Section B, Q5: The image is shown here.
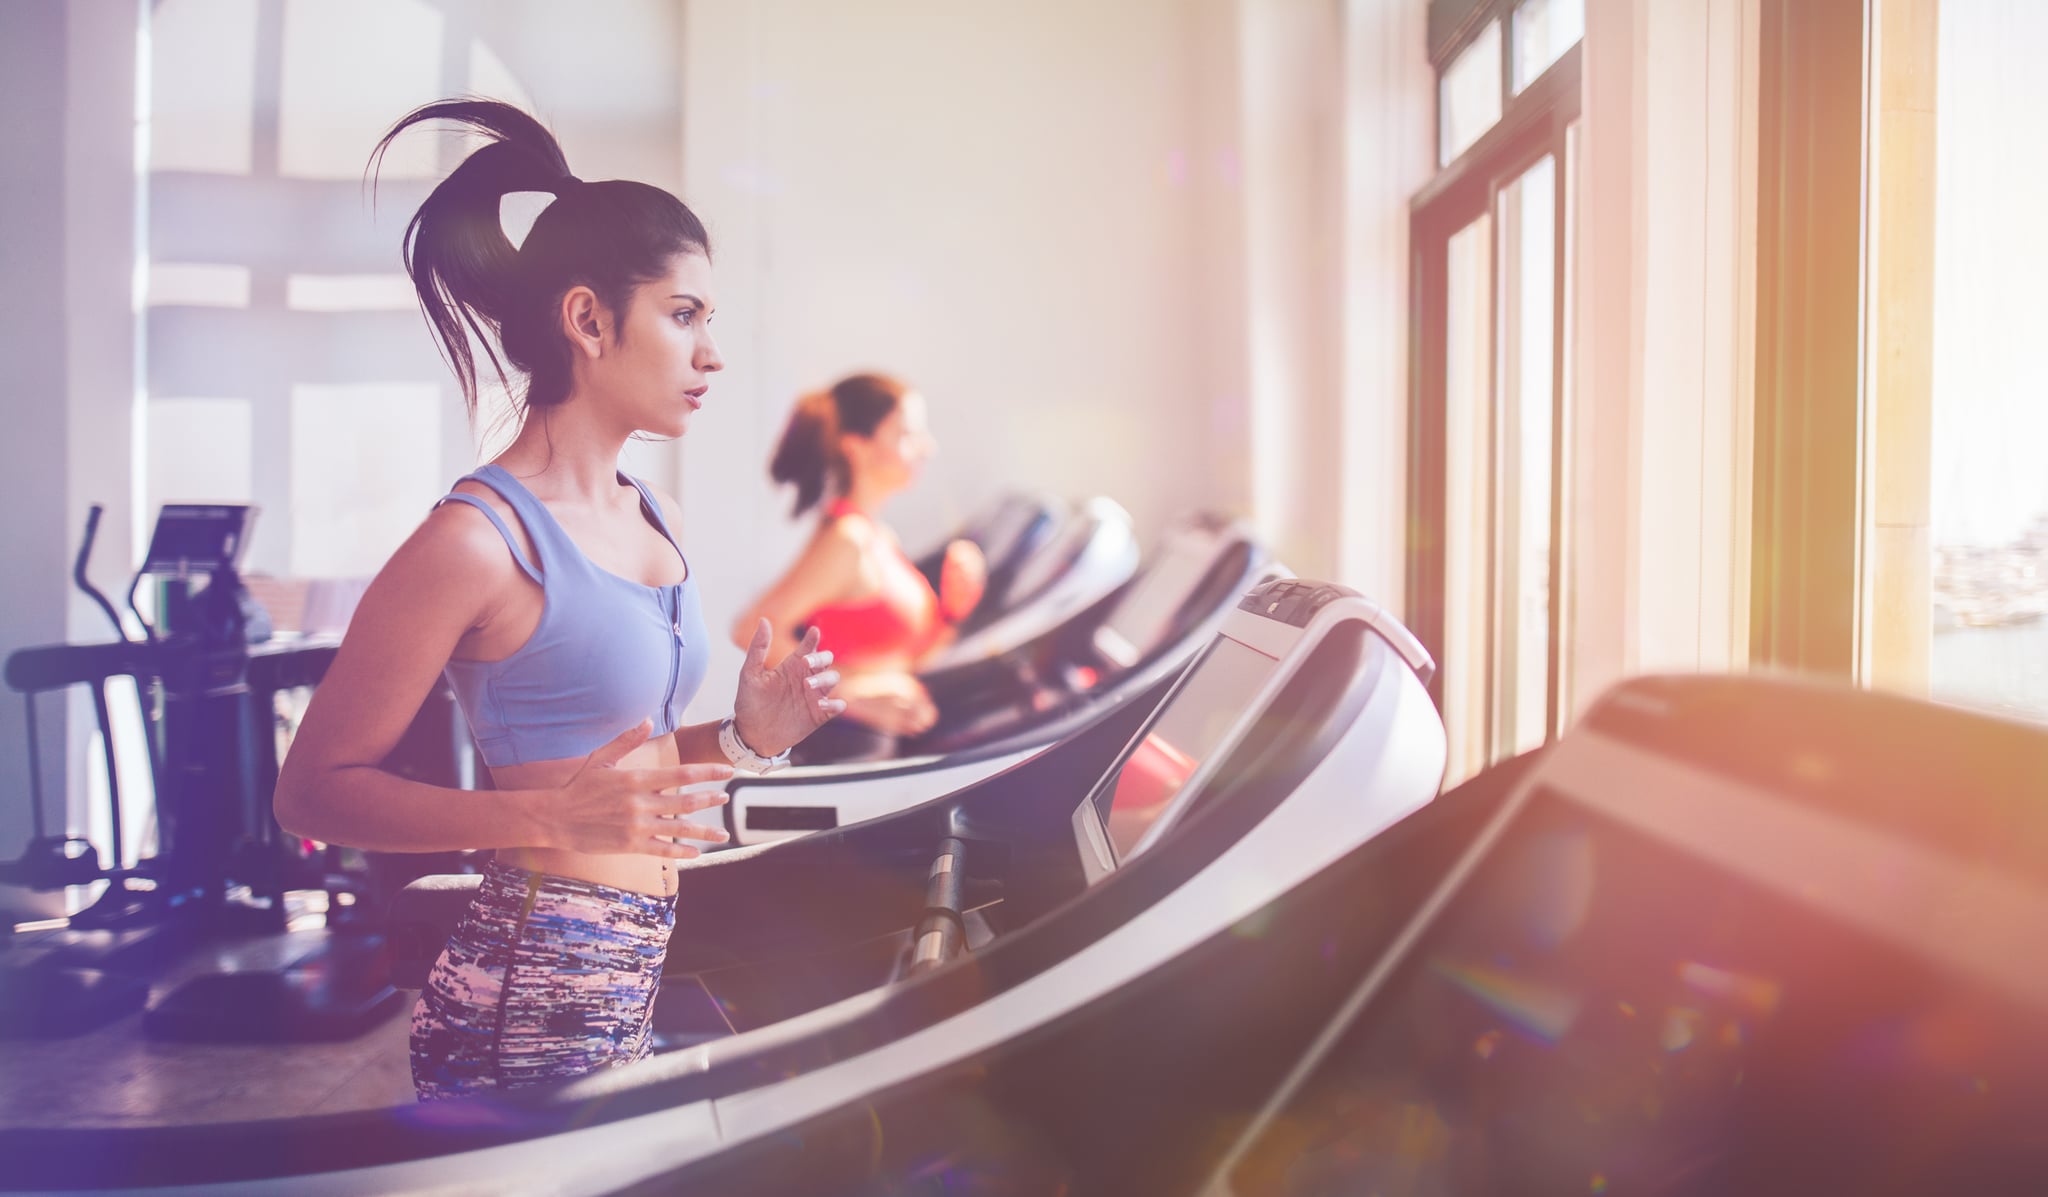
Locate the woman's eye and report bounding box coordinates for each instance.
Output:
[674,309,696,326]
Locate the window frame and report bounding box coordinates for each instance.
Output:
[1749,0,1867,677]
[1427,0,1582,173]
[1409,32,1581,769]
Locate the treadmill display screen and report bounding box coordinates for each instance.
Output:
[1228,795,2048,1195]
[1087,636,1277,863]
[142,504,256,574]
[1091,535,1215,668]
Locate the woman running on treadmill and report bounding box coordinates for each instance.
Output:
[733,375,986,764]
[272,100,844,1100]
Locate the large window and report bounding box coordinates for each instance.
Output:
[144,0,539,584]
[1927,0,2048,724]
[1753,0,2043,727]
[1411,0,1582,782]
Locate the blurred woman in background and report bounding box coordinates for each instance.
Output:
[734,374,985,763]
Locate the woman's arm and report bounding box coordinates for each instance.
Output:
[909,540,986,670]
[273,504,729,857]
[728,522,864,666]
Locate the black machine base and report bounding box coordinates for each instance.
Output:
[141,934,404,1043]
[0,962,149,1039]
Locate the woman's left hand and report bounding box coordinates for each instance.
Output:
[733,619,844,757]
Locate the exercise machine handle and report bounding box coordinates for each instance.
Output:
[74,504,131,643]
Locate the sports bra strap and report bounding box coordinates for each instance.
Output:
[620,474,682,554]
[436,492,544,585]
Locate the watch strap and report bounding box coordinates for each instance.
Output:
[719,716,790,773]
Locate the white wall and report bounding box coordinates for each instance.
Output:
[1570,0,1758,718]
[1340,0,1434,612]
[1631,0,1756,676]
[675,0,1266,719]
[1241,0,1346,578]
[1,2,87,917]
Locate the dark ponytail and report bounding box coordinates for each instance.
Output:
[768,373,909,517]
[369,98,710,421]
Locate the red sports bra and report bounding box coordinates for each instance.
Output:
[802,501,943,667]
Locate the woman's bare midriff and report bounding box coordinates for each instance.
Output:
[488,734,694,896]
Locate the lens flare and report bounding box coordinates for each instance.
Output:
[1677,961,1782,1015]
[1430,958,1582,1042]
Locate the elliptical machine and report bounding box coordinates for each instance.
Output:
[0,507,130,898]
[0,503,214,1036]
[1,503,401,1040]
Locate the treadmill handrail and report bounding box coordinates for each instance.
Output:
[728,615,1205,796]
[919,515,1268,700]
[922,496,1140,672]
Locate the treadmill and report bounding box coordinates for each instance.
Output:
[0,578,1444,1194]
[720,512,1280,844]
[1203,675,2048,1196]
[920,496,1141,673]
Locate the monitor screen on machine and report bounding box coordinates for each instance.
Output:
[1074,634,1280,872]
[142,504,258,575]
[1091,534,1220,670]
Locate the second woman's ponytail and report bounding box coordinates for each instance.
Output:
[767,374,911,518]
[769,390,843,517]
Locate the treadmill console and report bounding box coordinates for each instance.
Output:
[1238,578,1356,628]
[140,504,258,576]
[1090,521,1245,669]
[1071,617,1290,881]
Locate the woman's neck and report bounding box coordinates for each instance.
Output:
[497,404,632,503]
[841,477,894,518]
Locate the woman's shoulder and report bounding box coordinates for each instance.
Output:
[805,515,869,570]
[401,486,533,585]
[442,475,515,516]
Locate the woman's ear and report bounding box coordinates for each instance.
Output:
[559,285,606,359]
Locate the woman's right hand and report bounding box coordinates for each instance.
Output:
[837,673,940,737]
[547,720,734,858]
[938,539,987,622]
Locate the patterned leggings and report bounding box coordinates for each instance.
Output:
[410,859,676,1101]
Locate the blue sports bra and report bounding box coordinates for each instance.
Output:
[436,464,710,768]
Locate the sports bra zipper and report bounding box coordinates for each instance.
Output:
[664,586,682,726]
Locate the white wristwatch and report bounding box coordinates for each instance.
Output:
[718,716,791,773]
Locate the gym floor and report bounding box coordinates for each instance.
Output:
[0,928,414,1128]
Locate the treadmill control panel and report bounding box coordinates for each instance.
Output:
[1238,579,1357,628]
